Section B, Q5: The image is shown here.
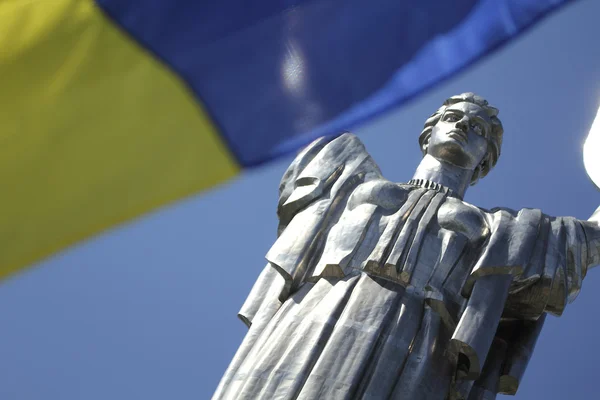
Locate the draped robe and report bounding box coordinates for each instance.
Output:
[213,134,599,400]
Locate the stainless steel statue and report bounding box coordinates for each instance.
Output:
[213,93,600,399]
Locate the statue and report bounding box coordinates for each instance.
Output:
[213,93,600,399]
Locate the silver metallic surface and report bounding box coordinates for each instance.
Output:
[583,105,600,190]
[213,93,599,399]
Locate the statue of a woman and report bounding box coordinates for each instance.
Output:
[213,93,600,399]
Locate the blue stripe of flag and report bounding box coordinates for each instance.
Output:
[96,0,575,167]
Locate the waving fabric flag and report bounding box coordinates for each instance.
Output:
[0,0,575,279]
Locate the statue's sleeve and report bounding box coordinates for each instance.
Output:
[504,214,589,318]
[466,209,592,397]
[237,133,382,329]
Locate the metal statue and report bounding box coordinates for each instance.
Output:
[213,93,600,399]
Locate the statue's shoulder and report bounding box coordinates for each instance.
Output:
[348,179,412,212]
[454,204,552,244]
[438,196,490,243]
[443,201,537,225]
[279,133,376,188]
[277,133,383,231]
[440,196,486,216]
[279,133,382,198]
[438,200,545,235]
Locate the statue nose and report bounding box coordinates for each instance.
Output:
[456,118,468,132]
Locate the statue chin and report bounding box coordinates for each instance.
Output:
[428,143,473,170]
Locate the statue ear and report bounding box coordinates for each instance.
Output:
[471,154,489,185]
[421,138,430,153]
[479,151,492,174]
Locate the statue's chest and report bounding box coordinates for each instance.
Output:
[347,182,488,247]
[327,184,489,294]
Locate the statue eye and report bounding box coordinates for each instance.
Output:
[445,114,459,122]
[471,123,483,135]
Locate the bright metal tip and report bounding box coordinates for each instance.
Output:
[584,105,600,190]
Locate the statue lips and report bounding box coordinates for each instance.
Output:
[447,129,468,144]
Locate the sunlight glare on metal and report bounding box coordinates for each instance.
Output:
[584,104,600,190]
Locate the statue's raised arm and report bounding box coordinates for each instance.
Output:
[214,93,598,400]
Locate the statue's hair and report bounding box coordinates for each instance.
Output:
[418,92,503,185]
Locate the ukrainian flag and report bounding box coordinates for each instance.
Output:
[0,0,574,279]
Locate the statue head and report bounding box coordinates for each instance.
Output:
[418,93,503,184]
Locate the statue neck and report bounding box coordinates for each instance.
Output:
[411,154,474,199]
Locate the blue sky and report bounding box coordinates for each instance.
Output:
[1,1,600,399]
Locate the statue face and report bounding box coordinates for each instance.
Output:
[426,102,491,170]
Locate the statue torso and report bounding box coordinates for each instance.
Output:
[318,180,489,293]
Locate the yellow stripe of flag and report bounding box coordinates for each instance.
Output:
[0,0,240,279]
